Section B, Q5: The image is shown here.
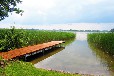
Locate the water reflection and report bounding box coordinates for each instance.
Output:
[33,32,114,76]
[29,47,64,64]
[30,38,75,64]
[89,44,114,76]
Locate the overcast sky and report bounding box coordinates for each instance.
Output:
[0,0,114,30]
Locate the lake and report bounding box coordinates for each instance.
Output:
[30,32,114,76]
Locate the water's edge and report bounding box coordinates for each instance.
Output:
[29,32,114,76]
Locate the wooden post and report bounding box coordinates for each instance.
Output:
[24,55,27,61]
[43,49,44,55]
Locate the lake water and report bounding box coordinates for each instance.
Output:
[30,32,114,76]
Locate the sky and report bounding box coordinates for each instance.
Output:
[0,0,114,30]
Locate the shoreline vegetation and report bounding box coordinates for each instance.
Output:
[0,27,79,76]
[0,27,75,52]
[0,60,82,76]
[87,33,114,56]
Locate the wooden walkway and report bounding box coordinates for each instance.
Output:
[0,41,65,60]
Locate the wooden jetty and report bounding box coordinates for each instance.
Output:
[0,41,65,60]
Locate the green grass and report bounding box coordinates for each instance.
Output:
[0,27,75,52]
[0,60,81,76]
[87,33,114,55]
[0,67,4,76]
[0,27,77,76]
[0,28,77,76]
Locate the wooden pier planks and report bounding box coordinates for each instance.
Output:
[0,41,65,60]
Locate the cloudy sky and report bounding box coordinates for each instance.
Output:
[0,0,114,30]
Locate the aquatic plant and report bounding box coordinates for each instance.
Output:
[87,33,114,55]
[0,28,75,52]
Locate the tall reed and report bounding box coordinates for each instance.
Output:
[88,33,114,55]
[0,28,75,52]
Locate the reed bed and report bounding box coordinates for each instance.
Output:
[0,27,75,52]
[87,33,114,55]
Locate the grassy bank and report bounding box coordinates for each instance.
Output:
[87,33,114,55]
[0,60,80,76]
[0,27,75,52]
[0,27,77,76]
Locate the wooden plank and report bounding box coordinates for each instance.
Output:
[0,41,65,60]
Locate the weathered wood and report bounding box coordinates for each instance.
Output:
[0,41,65,60]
